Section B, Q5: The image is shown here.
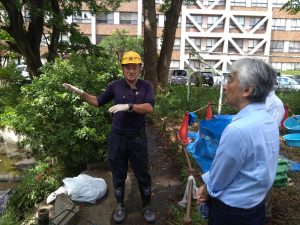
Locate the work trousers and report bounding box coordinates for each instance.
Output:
[208,198,265,225]
[108,130,152,205]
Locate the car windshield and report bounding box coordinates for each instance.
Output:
[173,70,187,76]
[201,72,212,76]
[278,77,299,85]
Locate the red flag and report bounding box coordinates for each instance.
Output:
[280,105,289,129]
[178,111,190,145]
[206,102,213,120]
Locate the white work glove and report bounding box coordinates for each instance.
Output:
[108,104,129,113]
[62,83,84,95]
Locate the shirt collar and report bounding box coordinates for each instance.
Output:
[232,103,265,122]
[122,78,140,89]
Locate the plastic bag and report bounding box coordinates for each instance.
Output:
[187,115,232,172]
[47,174,107,204]
[63,174,107,204]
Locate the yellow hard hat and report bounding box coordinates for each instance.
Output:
[121,51,142,65]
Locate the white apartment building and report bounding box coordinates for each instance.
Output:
[14,0,300,73]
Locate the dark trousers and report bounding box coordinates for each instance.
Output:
[108,131,151,205]
[208,198,265,225]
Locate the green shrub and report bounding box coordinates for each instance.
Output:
[1,55,121,173]
[0,208,18,225]
[0,64,26,115]
[277,90,300,115]
[5,161,62,222]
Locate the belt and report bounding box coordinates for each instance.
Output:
[211,198,264,214]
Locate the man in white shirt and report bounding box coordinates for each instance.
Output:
[196,58,280,225]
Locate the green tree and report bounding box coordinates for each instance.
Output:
[1,53,121,172]
[282,0,300,14]
[0,30,20,66]
[0,0,128,78]
[99,29,143,62]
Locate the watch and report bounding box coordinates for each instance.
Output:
[128,103,134,112]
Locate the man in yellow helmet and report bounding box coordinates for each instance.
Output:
[63,51,155,223]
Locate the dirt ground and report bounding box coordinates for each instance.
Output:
[269,140,300,225]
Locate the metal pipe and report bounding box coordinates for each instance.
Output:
[38,208,49,225]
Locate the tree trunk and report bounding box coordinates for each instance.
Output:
[143,0,158,90]
[157,0,183,86]
[1,0,44,78]
[47,0,61,62]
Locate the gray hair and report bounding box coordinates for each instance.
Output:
[229,58,275,102]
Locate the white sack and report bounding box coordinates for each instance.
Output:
[63,174,107,204]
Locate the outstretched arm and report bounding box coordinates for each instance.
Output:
[63,83,99,107]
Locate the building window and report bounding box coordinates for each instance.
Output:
[73,11,91,23]
[208,0,225,5]
[230,16,245,28]
[273,0,287,7]
[291,19,300,30]
[96,12,114,24]
[251,0,268,7]
[272,62,282,70]
[207,16,224,28]
[229,39,243,51]
[231,0,246,6]
[270,41,284,52]
[250,17,264,29]
[120,12,138,25]
[206,38,217,48]
[248,39,260,50]
[289,41,300,52]
[272,19,286,30]
[173,38,181,50]
[186,15,202,28]
[185,38,201,50]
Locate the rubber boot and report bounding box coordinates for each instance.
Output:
[113,188,126,223]
[113,203,126,224]
[142,205,155,223]
[140,186,155,223]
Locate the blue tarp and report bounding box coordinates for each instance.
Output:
[186,115,233,173]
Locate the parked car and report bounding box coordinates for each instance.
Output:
[276,77,300,91]
[16,64,30,80]
[190,71,214,87]
[168,69,188,85]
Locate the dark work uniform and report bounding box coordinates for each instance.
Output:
[97,78,155,207]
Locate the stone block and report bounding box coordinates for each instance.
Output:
[52,194,79,225]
